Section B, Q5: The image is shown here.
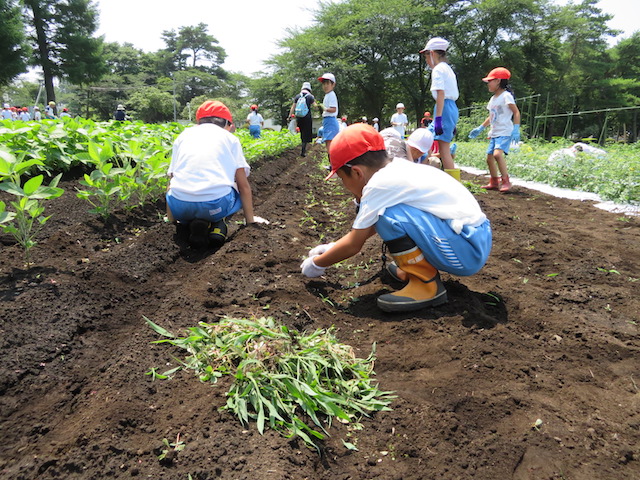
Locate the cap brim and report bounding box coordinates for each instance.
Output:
[324,169,337,181]
[482,77,493,82]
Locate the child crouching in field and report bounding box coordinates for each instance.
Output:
[468,67,521,192]
[300,124,492,313]
[166,100,267,249]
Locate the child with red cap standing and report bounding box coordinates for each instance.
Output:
[246,104,264,138]
[166,100,267,249]
[300,123,492,313]
[468,67,521,192]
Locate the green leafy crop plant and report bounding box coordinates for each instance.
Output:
[146,316,394,451]
[0,148,64,264]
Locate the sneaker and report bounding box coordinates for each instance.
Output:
[188,219,210,249]
[208,219,228,248]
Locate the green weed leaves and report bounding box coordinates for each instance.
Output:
[145,316,394,450]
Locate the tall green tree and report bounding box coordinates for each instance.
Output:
[21,0,106,104]
[0,0,27,86]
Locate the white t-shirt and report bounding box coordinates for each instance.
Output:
[168,123,250,202]
[246,111,264,126]
[353,159,486,234]
[390,112,408,136]
[487,91,515,137]
[431,62,459,101]
[322,91,338,117]
[1,110,12,120]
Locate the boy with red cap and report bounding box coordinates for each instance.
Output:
[300,123,491,312]
[166,100,267,249]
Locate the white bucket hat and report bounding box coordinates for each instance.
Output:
[407,128,434,154]
[301,81,312,91]
[420,37,450,53]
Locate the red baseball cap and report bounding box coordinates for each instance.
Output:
[483,67,511,82]
[326,124,386,180]
[196,100,233,123]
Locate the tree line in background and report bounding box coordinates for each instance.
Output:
[1,0,639,140]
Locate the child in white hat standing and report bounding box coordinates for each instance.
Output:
[420,37,460,181]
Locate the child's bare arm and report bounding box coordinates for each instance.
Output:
[313,227,376,267]
[235,168,255,223]
[509,104,521,125]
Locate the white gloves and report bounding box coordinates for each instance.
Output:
[308,242,335,257]
[253,216,270,224]
[300,256,326,277]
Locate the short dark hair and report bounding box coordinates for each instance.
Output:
[338,150,389,176]
[198,116,231,128]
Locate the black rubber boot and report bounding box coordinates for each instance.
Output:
[208,219,228,248]
[188,219,210,249]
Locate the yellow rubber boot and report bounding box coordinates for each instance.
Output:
[444,168,461,182]
[377,245,447,312]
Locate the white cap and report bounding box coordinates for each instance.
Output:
[301,81,312,91]
[407,128,434,154]
[396,103,405,109]
[420,37,450,53]
[373,117,379,122]
[3,103,9,109]
[318,73,336,84]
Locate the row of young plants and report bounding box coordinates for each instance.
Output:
[455,139,640,205]
[0,118,300,263]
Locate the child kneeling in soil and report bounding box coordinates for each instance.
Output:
[300,123,492,313]
[166,100,267,249]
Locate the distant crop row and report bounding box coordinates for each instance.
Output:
[0,118,300,263]
[456,139,640,205]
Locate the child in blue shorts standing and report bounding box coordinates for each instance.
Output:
[318,73,339,158]
[420,37,460,181]
[300,124,492,313]
[468,67,521,192]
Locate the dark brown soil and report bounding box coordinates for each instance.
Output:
[1,144,639,480]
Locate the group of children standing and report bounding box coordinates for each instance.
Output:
[168,35,520,314]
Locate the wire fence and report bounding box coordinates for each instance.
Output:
[461,93,640,144]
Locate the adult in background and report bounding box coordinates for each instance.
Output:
[289,81,315,157]
[246,104,264,138]
[166,100,268,249]
[391,103,408,137]
[114,104,127,121]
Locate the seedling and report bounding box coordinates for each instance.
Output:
[158,433,185,463]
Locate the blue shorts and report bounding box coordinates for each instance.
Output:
[249,125,261,138]
[433,99,458,143]
[166,189,242,223]
[487,136,511,155]
[322,116,340,141]
[375,204,492,276]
